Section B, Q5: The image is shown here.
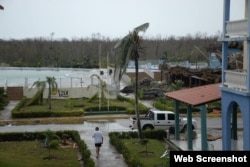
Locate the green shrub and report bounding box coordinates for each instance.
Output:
[117,94,128,101]
[85,106,126,112]
[12,108,83,118]
[110,130,166,140]
[153,101,173,111]
[48,139,59,149]
[153,98,201,113]
[110,94,149,114]
[0,132,45,141]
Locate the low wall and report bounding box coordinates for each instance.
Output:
[5,87,23,100]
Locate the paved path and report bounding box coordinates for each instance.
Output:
[80,121,129,167]
[0,101,19,120]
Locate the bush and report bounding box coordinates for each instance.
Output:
[12,106,84,118]
[153,101,174,111]
[0,132,45,142]
[85,106,126,112]
[116,94,149,114]
[153,98,201,113]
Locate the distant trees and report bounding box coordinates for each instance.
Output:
[0,33,218,68]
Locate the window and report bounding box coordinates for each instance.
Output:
[168,114,175,120]
[157,114,165,120]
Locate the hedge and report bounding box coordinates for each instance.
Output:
[12,109,84,118]
[117,94,149,114]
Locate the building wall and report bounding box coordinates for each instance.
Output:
[6,87,23,100]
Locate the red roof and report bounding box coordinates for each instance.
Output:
[165,83,221,106]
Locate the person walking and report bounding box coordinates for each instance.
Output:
[92,127,103,158]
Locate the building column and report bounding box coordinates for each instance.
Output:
[231,104,238,140]
[222,94,232,150]
[242,101,250,150]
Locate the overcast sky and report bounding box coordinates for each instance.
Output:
[0,0,245,40]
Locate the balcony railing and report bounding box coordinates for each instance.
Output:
[225,19,248,37]
[224,70,247,91]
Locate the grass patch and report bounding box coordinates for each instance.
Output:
[0,141,79,167]
[123,139,169,167]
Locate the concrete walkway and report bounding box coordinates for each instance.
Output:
[79,121,129,167]
[167,130,244,151]
[0,101,19,120]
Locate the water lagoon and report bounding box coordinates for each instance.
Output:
[0,67,112,88]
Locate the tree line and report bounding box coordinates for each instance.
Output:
[0,34,219,68]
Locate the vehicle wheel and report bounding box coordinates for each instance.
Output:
[143,125,153,130]
[169,126,175,134]
[181,125,187,133]
[182,125,195,132]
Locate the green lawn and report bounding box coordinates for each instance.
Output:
[123,139,170,167]
[0,141,79,167]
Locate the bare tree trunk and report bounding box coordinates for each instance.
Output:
[40,92,43,104]
[48,85,51,109]
[135,52,142,139]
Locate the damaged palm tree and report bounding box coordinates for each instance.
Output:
[87,74,109,110]
[29,76,58,109]
[113,23,149,139]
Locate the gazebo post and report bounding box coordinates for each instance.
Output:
[187,104,193,150]
[200,104,208,150]
[174,100,180,140]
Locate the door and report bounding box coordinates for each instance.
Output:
[167,113,175,129]
[154,113,168,129]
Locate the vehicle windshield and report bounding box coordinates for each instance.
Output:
[145,111,154,119]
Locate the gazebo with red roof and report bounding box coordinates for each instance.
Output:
[165,83,221,150]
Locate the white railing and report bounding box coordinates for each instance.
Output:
[226,19,248,37]
[224,70,247,91]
